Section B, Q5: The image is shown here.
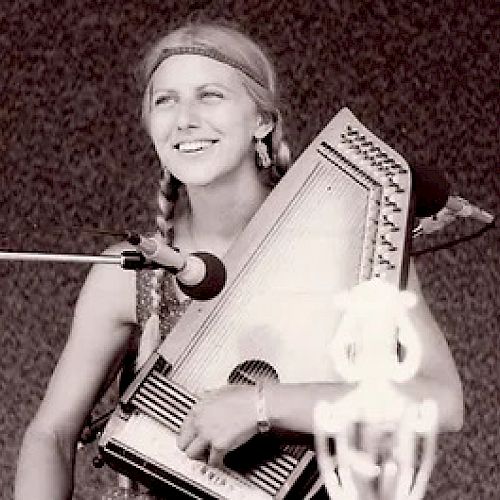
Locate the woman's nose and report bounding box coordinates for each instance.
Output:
[176,101,200,130]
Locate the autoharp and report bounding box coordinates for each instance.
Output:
[99,108,413,499]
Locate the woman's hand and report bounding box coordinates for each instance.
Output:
[177,385,259,467]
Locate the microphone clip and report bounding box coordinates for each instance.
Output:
[119,250,180,272]
[413,195,494,237]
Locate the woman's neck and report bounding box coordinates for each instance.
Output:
[175,167,270,258]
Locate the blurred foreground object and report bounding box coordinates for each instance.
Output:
[314,279,438,500]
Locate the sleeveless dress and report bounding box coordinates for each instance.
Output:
[101,269,190,500]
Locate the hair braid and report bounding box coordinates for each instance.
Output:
[156,169,180,244]
[136,168,182,370]
[153,168,181,309]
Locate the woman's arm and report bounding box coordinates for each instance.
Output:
[178,259,463,464]
[396,258,464,431]
[15,244,137,500]
[266,259,464,433]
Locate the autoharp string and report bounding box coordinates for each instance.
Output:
[169,160,371,392]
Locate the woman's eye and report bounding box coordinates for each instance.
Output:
[154,95,175,107]
[200,90,224,101]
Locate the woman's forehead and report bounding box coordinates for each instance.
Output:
[151,54,244,90]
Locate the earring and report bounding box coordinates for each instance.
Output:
[255,137,272,169]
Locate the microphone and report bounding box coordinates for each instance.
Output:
[127,233,226,301]
[410,165,494,235]
[411,166,450,218]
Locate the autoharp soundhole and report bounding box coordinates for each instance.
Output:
[228,359,280,385]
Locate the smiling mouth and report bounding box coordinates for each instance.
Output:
[174,140,219,153]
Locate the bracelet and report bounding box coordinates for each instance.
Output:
[256,381,271,433]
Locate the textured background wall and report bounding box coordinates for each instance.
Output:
[0,0,498,498]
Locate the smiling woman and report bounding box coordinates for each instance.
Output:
[14,21,463,500]
[148,54,268,189]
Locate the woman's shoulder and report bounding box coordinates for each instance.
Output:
[76,240,138,324]
[102,240,136,255]
[91,240,137,286]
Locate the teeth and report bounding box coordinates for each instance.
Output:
[177,140,216,152]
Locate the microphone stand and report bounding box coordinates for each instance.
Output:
[0,250,151,269]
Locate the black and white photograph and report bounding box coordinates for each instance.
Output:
[1,1,498,499]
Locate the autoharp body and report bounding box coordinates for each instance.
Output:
[99,108,413,499]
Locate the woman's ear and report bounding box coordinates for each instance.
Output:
[254,115,274,140]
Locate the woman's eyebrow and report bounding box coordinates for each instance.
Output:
[197,82,234,93]
[151,86,178,94]
[151,83,232,93]
[150,81,238,99]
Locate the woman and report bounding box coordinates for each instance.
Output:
[15,22,463,500]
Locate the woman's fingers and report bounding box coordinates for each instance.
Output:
[178,408,228,464]
[179,424,228,465]
[177,412,197,450]
[184,435,210,461]
[207,444,225,468]
[177,386,259,466]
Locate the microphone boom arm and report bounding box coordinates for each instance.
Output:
[0,247,227,300]
[0,250,148,270]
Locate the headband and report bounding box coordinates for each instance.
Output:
[147,45,267,88]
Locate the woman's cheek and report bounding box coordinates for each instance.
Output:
[150,116,175,149]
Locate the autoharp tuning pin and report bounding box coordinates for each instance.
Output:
[339,133,353,146]
[346,125,361,138]
[382,214,400,232]
[383,175,405,194]
[377,253,391,266]
[377,252,396,268]
[380,233,398,252]
[384,195,402,212]
[379,231,391,243]
[382,214,395,226]
[378,173,396,186]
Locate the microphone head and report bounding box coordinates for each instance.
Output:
[412,166,450,218]
[177,251,227,300]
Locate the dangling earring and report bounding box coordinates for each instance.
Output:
[255,137,272,169]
